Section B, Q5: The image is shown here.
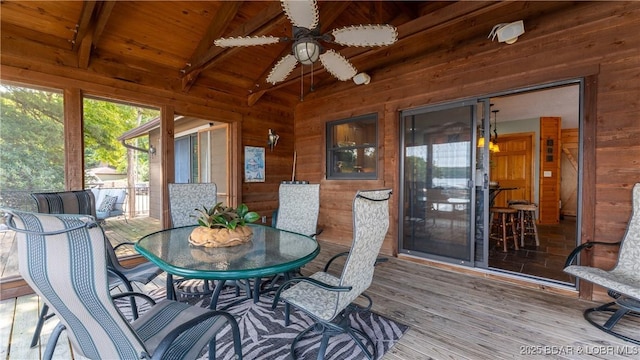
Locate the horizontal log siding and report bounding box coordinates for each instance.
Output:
[294,1,640,301]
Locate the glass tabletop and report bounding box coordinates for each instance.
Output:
[135,224,320,280]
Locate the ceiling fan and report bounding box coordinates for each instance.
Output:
[214,0,398,85]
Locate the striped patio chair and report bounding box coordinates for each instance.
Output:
[29,190,163,347]
[5,209,242,360]
[272,189,392,360]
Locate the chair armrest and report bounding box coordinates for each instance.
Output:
[375,257,389,266]
[112,291,156,321]
[272,276,353,310]
[324,252,350,272]
[112,291,157,306]
[564,241,621,268]
[324,252,388,272]
[310,228,324,238]
[151,310,242,360]
[107,267,133,291]
[113,241,136,251]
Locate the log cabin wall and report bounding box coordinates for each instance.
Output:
[0,67,294,226]
[294,1,640,300]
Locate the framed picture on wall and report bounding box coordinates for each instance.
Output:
[244,146,265,182]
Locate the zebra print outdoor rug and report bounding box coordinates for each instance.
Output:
[135,282,408,359]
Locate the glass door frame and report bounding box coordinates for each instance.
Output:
[476,99,491,268]
[398,99,482,266]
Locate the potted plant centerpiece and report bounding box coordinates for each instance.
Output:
[189,203,260,248]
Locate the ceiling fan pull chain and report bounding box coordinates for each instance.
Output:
[310,62,315,92]
[300,64,304,101]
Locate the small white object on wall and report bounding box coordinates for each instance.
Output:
[353,72,371,85]
[488,20,525,44]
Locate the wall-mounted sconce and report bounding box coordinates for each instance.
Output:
[267,129,279,151]
[148,144,156,156]
[353,72,371,85]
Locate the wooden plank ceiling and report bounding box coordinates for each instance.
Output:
[1,1,573,106]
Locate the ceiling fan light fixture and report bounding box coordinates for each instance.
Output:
[293,39,320,65]
[213,0,396,88]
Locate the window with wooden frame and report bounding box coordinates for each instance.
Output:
[326,113,378,180]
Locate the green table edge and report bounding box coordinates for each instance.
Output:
[135,224,321,280]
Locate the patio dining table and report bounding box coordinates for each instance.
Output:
[135,223,320,309]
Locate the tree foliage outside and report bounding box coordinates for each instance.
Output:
[1,86,65,191]
[0,84,158,194]
[83,97,158,183]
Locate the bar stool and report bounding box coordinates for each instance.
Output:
[490,207,519,252]
[510,203,540,247]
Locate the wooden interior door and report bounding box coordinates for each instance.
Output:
[489,133,534,207]
[539,117,562,224]
[561,128,579,217]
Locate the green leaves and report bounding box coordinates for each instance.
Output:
[237,203,260,224]
[192,202,259,230]
[0,85,159,192]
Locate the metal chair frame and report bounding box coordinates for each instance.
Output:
[272,189,392,360]
[29,190,162,347]
[5,209,243,360]
[564,183,640,345]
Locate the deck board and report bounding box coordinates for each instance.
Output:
[2,233,640,359]
[11,295,39,359]
[0,297,14,359]
[0,230,18,278]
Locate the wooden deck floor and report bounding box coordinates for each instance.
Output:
[2,227,640,359]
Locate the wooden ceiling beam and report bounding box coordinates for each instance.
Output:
[181,1,285,91]
[92,1,115,45]
[73,1,97,52]
[77,1,115,69]
[181,1,243,91]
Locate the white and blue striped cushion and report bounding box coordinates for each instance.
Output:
[10,210,235,359]
[14,211,145,358]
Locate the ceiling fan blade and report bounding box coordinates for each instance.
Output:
[266,54,298,84]
[281,0,319,30]
[214,36,281,47]
[319,50,357,81]
[331,24,398,47]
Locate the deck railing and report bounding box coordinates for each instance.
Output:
[0,186,150,217]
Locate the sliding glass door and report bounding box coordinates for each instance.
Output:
[400,101,478,265]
